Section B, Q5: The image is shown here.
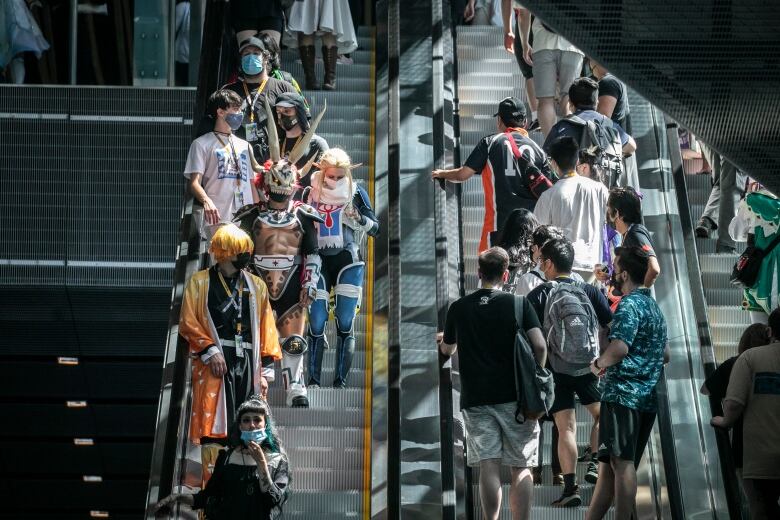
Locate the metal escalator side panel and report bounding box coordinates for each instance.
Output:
[628,87,729,519]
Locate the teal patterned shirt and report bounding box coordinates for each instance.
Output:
[603,288,668,412]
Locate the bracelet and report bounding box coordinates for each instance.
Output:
[594,358,601,370]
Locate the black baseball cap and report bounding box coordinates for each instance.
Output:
[493,97,527,122]
[239,36,266,54]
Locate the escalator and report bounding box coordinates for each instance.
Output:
[452,23,732,520]
[145,4,376,517]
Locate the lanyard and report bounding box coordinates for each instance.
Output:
[218,270,245,342]
[213,132,242,185]
[242,78,268,123]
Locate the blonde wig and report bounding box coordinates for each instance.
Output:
[209,223,254,262]
[315,147,356,196]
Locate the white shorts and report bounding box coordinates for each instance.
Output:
[462,402,540,468]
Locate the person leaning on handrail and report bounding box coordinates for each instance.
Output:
[154,396,290,519]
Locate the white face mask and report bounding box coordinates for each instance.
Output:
[323,176,348,190]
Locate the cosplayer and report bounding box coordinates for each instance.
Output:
[234,99,326,408]
[178,224,281,485]
[302,148,379,388]
[154,396,290,520]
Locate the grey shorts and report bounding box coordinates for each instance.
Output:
[532,49,583,99]
[462,402,540,468]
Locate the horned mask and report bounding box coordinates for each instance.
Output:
[261,97,326,199]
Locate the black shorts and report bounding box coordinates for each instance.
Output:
[513,16,533,79]
[549,371,601,415]
[597,401,656,466]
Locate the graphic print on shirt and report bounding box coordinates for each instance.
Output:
[216,148,249,181]
[316,203,345,249]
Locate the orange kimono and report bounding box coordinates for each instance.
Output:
[179,269,281,443]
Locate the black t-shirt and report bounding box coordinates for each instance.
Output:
[223,77,297,162]
[464,131,552,218]
[598,73,631,134]
[443,290,541,409]
[526,277,613,329]
[704,356,744,467]
[622,223,656,257]
[283,134,329,183]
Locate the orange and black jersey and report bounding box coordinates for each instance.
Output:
[464,129,553,250]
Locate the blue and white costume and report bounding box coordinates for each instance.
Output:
[303,171,379,387]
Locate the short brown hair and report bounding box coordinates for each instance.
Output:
[478,247,509,283]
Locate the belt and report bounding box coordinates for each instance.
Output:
[221,339,253,349]
[254,254,302,270]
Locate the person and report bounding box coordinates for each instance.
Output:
[513,225,580,296]
[184,89,260,240]
[534,136,609,282]
[542,77,636,161]
[174,1,190,86]
[0,0,50,84]
[154,396,289,519]
[497,208,539,291]
[223,37,296,162]
[710,308,780,520]
[729,188,780,324]
[229,0,285,47]
[526,238,613,506]
[439,247,548,520]
[594,186,661,288]
[695,143,748,254]
[178,224,282,485]
[589,58,631,134]
[234,100,328,408]
[274,92,329,183]
[285,0,358,90]
[501,2,538,129]
[258,32,305,98]
[303,148,379,388]
[516,7,584,137]
[586,246,670,520]
[701,323,770,491]
[432,97,554,252]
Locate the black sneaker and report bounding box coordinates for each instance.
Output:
[695,216,716,238]
[291,396,309,408]
[585,460,598,484]
[531,467,542,485]
[551,486,582,508]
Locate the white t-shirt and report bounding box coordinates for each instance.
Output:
[531,18,583,54]
[533,175,608,271]
[183,132,256,235]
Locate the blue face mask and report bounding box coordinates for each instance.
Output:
[240,428,267,445]
[241,54,264,76]
[224,111,244,131]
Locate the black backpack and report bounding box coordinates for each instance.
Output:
[513,296,555,423]
[566,114,624,187]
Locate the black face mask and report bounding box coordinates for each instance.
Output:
[610,271,624,297]
[232,252,252,270]
[279,114,299,131]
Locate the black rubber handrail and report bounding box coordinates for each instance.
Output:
[145,1,234,515]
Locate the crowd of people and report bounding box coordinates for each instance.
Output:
[435,2,779,519]
[154,3,375,516]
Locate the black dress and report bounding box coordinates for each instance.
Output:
[193,448,290,519]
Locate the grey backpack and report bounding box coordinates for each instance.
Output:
[542,281,600,375]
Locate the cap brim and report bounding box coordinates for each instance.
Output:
[493,112,500,117]
[275,101,295,108]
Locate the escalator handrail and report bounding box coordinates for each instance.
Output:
[665,119,745,520]
[145,1,235,513]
